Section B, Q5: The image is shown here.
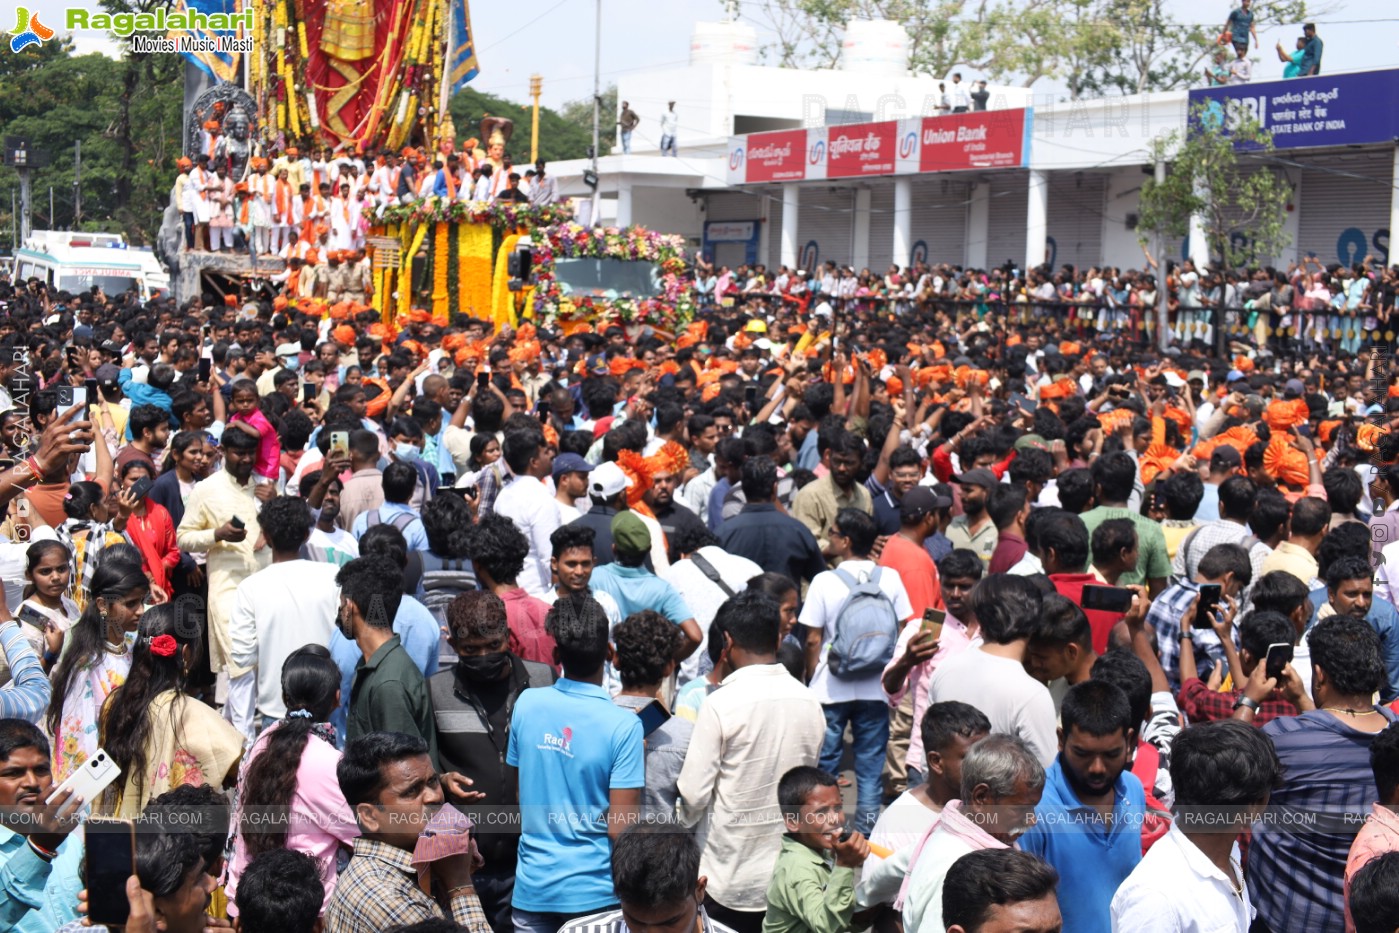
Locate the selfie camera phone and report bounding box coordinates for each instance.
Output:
[1196,584,1223,626]
[1266,642,1294,681]
[1080,585,1134,614]
[47,748,121,819]
[85,818,136,926]
[921,608,945,641]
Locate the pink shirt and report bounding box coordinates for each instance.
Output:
[225,724,359,915]
[1344,803,1399,932]
[229,408,282,480]
[883,614,975,772]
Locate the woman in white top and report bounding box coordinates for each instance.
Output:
[17,540,79,669]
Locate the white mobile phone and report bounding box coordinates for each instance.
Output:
[46,748,121,816]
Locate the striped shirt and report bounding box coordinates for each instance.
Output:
[1251,708,1399,933]
[558,905,737,933]
[0,621,49,723]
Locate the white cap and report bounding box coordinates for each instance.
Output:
[1163,371,1186,388]
[589,461,630,499]
[813,301,833,318]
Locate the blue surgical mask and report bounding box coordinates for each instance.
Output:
[394,442,421,462]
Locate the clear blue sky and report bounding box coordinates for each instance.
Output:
[34,0,1399,110]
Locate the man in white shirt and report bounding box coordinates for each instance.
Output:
[901,735,1046,933]
[677,590,824,932]
[529,160,557,207]
[800,507,914,835]
[659,101,679,156]
[926,574,1058,766]
[1110,720,1278,932]
[493,426,561,597]
[948,72,972,112]
[663,526,762,686]
[228,496,341,739]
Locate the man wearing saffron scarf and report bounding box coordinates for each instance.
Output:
[271,166,296,254]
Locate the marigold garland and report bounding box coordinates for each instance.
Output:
[432,222,450,324]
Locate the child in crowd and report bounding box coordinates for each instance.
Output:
[227,379,281,484]
[763,766,871,933]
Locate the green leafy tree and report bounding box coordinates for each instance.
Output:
[0,29,183,245]
[1137,104,1290,270]
[739,0,1320,94]
[557,85,616,158]
[449,86,610,164]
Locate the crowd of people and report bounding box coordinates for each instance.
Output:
[174,133,558,256]
[5,240,1399,933]
[696,253,1399,356]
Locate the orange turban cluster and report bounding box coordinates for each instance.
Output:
[1191,425,1259,461]
[508,341,542,365]
[333,325,357,347]
[273,296,289,312]
[954,366,990,390]
[328,302,352,321]
[1233,355,1255,373]
[1263,435,1310,486]
[1059,341,1082,357]
[885,376,904,397]
[1140,443,1182,488]
[408,308,431,324]
[1264,398,1310,432]
[1039,378,1077,402]
[442,333,468,355]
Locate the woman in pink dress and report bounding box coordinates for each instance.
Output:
[225,645,358,915]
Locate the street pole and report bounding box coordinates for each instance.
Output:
[17,168,30,243]
[529,74,542,164]
[1155,159,1169,352]
[73,141,81,228]
[10,189,15,249]
[590,0,600,226]
[49,187,54,229]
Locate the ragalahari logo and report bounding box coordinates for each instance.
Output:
[9,7,54,52]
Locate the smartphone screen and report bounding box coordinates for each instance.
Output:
[921,608,945,641]
[303,383,317,404]
[745,385,758,406]
[477,371,490,390]
[635,699,671,736]
[86,819,136,926]
[84,378,98,403]
[1266,642,1294,681]
[537,402,551,421]
[198,357,212,382]
[1081,585,1135,614]
[1196,584,1223,626]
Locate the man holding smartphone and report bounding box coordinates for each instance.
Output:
[0,720,82,930]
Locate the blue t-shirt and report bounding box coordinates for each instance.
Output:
[589,563,693,625]
[1019,757,1146,933]
[507,678,645,913]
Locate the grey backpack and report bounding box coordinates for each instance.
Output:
[827,566,900,679]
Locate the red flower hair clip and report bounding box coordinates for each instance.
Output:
[149,634,178,658]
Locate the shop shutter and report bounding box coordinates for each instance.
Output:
[1298,150,1394,267]
[1048,173,1106,270]
[987,175,1028,270]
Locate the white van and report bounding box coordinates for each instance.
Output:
[12,230,161,300]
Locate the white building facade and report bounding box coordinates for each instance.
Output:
[549,21,1399,275]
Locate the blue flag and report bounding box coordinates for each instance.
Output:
[167,0,243,84]
[449,0,480,93]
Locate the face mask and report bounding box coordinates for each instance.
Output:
[335,604,355,639]
[458,651,510,683]
[394,442,421,462]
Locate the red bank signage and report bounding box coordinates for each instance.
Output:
[724,108,1032,185]
[743,129,808,183]
[826,121,898,178]
[918,109,1029,172]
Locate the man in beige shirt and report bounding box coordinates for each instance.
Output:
[677,590,824,932]
[1260,495,1329,586]
[337,429,386,531]
[175,423,272,728]
[791,432,872,563]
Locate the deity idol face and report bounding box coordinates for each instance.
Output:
[225,111,250,142]
[488,143,504,162]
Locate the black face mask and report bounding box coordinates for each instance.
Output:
[458,651,511,683]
